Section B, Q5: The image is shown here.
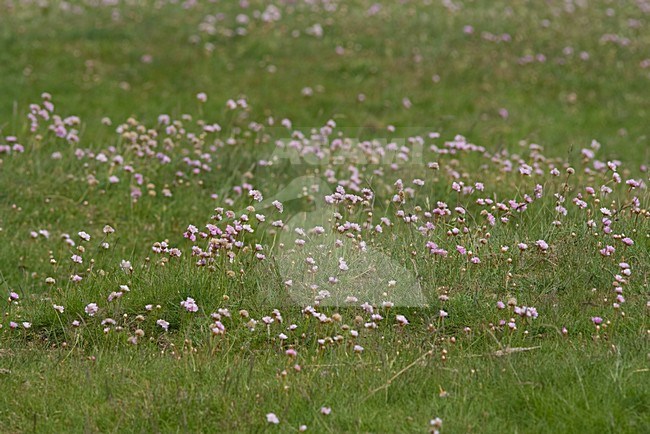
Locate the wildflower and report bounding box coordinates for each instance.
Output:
[396,315,409,326]
[353,345,364,353]
[272,200,283,212]
[180,297,199,313]
[535,240,549,251]
[591,316,603,325]
[53,304,64,313]
[157,319,170,331]
[320,407,332,416]
[211,322,226,335]
[249,189,263,202]
[120,259,133,273]
[107,292,123,302]
[9,292,19,301]
[514,306,538,319]
[266,413,280,425]
[85,303,98,317]
[429,417,442,434]
[599,245,615,257]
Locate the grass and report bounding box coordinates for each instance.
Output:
[0,0,649,432]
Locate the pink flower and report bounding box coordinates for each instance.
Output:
[85,303,98,317]
[180,297,199,313]
[71,274,83,283]
[249,189,263,202]
[599,245,615,257]
[157,319,170,331]
[519,164,533,176]
[591,316,603,325]
[320,407,332,415]
[120,260,132,273]
[266,413,280,425]
[535,240,549,251]
[395,314,409,326]
[514,306,538,319]
[211,321,226,335]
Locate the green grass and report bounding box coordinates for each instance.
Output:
[0,0,649,432]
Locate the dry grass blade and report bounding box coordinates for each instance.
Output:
[493,346,542,357]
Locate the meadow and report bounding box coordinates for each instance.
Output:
[0,0,649,432]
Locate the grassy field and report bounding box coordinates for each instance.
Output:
[0,0,649,432]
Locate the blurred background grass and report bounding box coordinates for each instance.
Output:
[1,0,648,160]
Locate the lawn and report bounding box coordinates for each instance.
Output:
[0,0,648,432]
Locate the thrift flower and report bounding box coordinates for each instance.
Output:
[85,303,98,317]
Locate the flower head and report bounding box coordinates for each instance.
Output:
[85,303,98,317]
[266,413,280,425]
